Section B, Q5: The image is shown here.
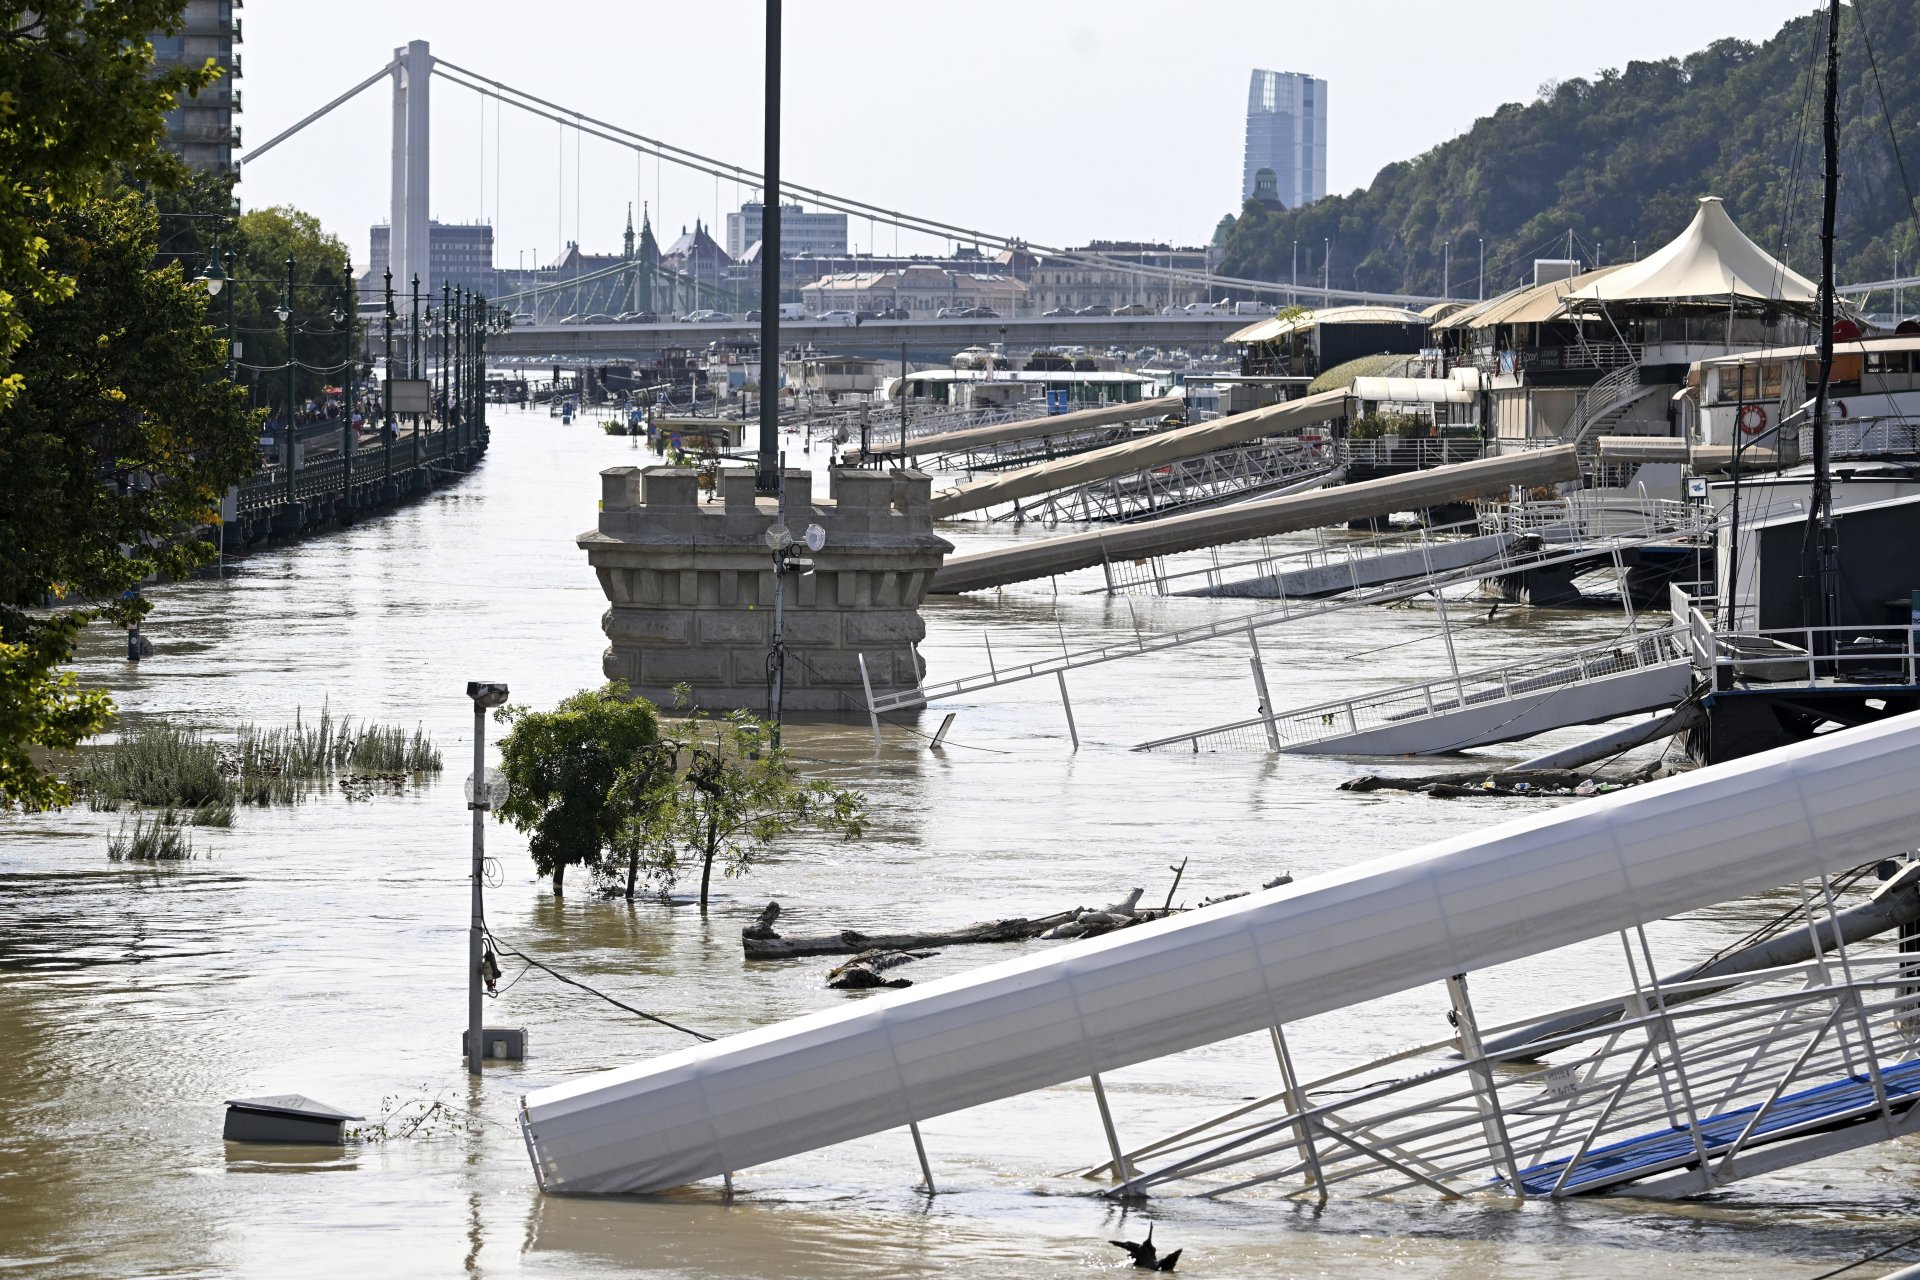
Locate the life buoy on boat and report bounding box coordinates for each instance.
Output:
[1738,404,1768,435]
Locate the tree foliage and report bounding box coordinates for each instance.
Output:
[0,4,259,810]
[1222,1,1920,299]
[606,698,867,910]
[0,1,217,412]
[492,684,662,896]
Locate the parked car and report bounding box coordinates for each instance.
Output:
[777,303,809,320]
[1183,302,1226,316]
[510,311,535,325]
[875,307,911,320]
[963,307,999,318]
[629,311,660,324]
[1112,303,1152,316]
[935,307,966,319]
[744,310,761,322]
[558,313,584,324]
[854,310,882,322]
[583,313,616,324]
[682,309,719,322]
[1076,304,1111,316]
[814,309,858,326]
[1042,306,1076,317]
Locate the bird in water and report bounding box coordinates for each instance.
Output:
[1108,1223,1182,1271]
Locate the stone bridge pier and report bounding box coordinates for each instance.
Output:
[579,465,952,713]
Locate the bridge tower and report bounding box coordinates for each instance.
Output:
[389,40,431,303]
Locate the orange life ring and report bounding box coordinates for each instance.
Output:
[1738,404,1768,435]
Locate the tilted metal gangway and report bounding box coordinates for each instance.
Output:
[865,396,1183,472]
[877,517,1695,719]
[991,439,1340,525]
[1136,622,1695,756]
[521,712,1920,1201]
[1091,491,1707,600]
[928,391,1353,521]
[929,443,1578,593]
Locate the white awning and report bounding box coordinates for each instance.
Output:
[1351,376,1475,404]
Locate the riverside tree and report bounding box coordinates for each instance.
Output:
[0,3,257,810]
[492,684,661,896]
[609,699,867,911]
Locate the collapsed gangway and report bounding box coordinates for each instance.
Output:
[991,440,1340,525]
[927,391,1355,520]
[1135,622,1695,756]
[520,712,1920,1199]
[878,513,1686,719]
[928,443,1578,593]
[865,396,1183,469]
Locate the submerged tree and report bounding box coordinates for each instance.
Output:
[609,698,867,910]
[492,683,660,896]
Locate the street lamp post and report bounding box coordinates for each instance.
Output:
[383,268,396,496]
[465,680,510,1077]
[278,256,296,507]
[411,274,423,473]
[339,263,354,505]
[442,280,452,454]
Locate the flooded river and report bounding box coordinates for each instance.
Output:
[3,405,1915,1277]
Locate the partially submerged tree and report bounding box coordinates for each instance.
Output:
[492,684,659,896]
[610,699,867,910]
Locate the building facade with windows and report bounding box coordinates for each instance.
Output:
[151,0,242,173]
[799,267,1025,318]
[1243,69,1326,209]
[366,221,497,298]
[1028,243,1215,313]
[725,200,849,259]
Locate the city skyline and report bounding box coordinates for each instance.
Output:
[235,1,1816,271]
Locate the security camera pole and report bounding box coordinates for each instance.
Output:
[466,680,510,1076]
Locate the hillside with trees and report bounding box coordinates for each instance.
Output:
[1222,0,1919,299]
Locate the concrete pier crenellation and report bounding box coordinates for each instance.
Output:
[580,465,952,713]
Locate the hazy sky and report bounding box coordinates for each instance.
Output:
[236,1,1820,271]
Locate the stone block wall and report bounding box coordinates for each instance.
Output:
[580,465,952,713]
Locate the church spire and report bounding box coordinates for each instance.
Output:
[624,203,635,260]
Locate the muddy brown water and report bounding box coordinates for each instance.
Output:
[2,405,1914,1277]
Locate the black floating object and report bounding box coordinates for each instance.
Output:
[1108,1223,1181,1271]
[223,1094,363,1145]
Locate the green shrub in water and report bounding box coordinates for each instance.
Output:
[107,810,196,861]
[77,722,227,811]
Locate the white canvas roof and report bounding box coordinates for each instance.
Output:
[520,710,1920,1195]
[1565,197,1817,307]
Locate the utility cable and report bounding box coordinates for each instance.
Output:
[1807,1229,1920,1279]
[482,924,714,1042]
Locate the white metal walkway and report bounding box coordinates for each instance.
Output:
[519,713,1920,1199]
[882,522,1699,716]
[992,440,1338,525]
[1135,624,1694,756]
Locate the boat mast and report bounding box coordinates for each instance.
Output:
[1805,0,1841,645]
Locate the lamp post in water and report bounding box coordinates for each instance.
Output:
[465,681,510,1076]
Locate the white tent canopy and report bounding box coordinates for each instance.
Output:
[1564,197,1816,307]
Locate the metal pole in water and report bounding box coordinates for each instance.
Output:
[857,652,881,749]
[465,681,507,1076]
[1056,670,1079,751]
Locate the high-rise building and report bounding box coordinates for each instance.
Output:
[725,200,849,259]
[367,221,496,297]
[1243,69,1326,209]
[150,0,242,173]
